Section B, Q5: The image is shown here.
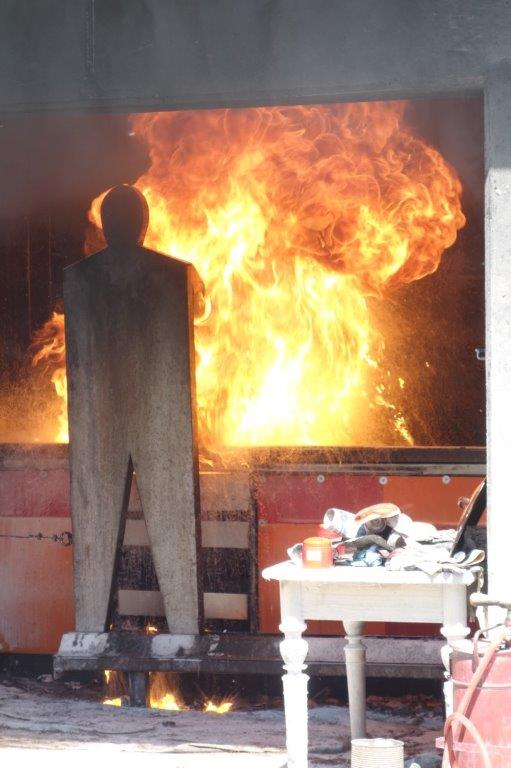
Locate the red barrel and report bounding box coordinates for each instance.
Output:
[446,640,511,767]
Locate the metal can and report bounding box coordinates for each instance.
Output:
[302,536,333,568]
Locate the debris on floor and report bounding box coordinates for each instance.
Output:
[0,676,442,766]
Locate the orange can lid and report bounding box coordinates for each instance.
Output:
[303,536,331,549]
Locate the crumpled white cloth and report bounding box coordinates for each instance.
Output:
[323,507,449,544]
[391,513,438,542]
[322,507,359,539]
[386,539,485,576]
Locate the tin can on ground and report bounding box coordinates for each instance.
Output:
[351,738,404,768]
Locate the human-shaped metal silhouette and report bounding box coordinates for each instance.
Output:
[64,185,201,633]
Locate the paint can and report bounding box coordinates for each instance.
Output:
[302,536,333,568]
[351,738,404,768]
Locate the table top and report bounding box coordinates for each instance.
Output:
[262,560,477,586]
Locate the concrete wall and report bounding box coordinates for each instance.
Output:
[1,0,510,610]
[1,1,511,114]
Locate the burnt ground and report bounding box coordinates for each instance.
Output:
[0,673,443,767]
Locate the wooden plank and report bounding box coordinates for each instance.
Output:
[124,519,250,549]
[201,521,249,549]
[64,239,200,634]
[118,589,165,617]
[117,590,248,621]
[203,593,248,621]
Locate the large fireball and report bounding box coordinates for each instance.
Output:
[36,102,465,450]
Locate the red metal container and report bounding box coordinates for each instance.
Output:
[302,536,333,568]
[446,640,511,767]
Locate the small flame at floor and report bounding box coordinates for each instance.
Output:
[203,699,234,714]
[149,692,181,711]
[149,672,185,711]
[102,669,125,707]
[103,697,122,707]
[102,669,235,714]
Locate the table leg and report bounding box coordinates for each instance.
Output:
[440,584,470,716]
[343,620,367,739]
[280,582,309,768]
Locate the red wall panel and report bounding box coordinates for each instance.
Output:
[382,475,483,527]
[0,517,74,653]
[256,472,382,523]
[0,461,484,650]
[0,468,70,517]
[0,464,73,653]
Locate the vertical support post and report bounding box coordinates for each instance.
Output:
[440,584,470,715]
[128,671,148,707]
[485,62,511,613]
[343,620,366,739]
[279,581,308,768]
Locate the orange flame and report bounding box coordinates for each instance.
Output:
[147,672,235,713]
[31,312,68,443]
[203,699,234,714]
[37,101,465,449]
[103,697,122,707]
[148,672,184,711]
[101,669,234,713]
[147,673,235,713]
[102,669,123,707]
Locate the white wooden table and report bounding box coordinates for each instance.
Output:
[263,561,477,768]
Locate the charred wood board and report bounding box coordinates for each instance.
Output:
[64,246,200,634]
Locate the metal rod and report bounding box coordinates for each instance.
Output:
[0,531,72,545]
[127,671,148,707]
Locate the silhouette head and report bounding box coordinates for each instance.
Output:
[100,185,149,249]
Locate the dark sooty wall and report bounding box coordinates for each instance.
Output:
[0,97,484,447]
